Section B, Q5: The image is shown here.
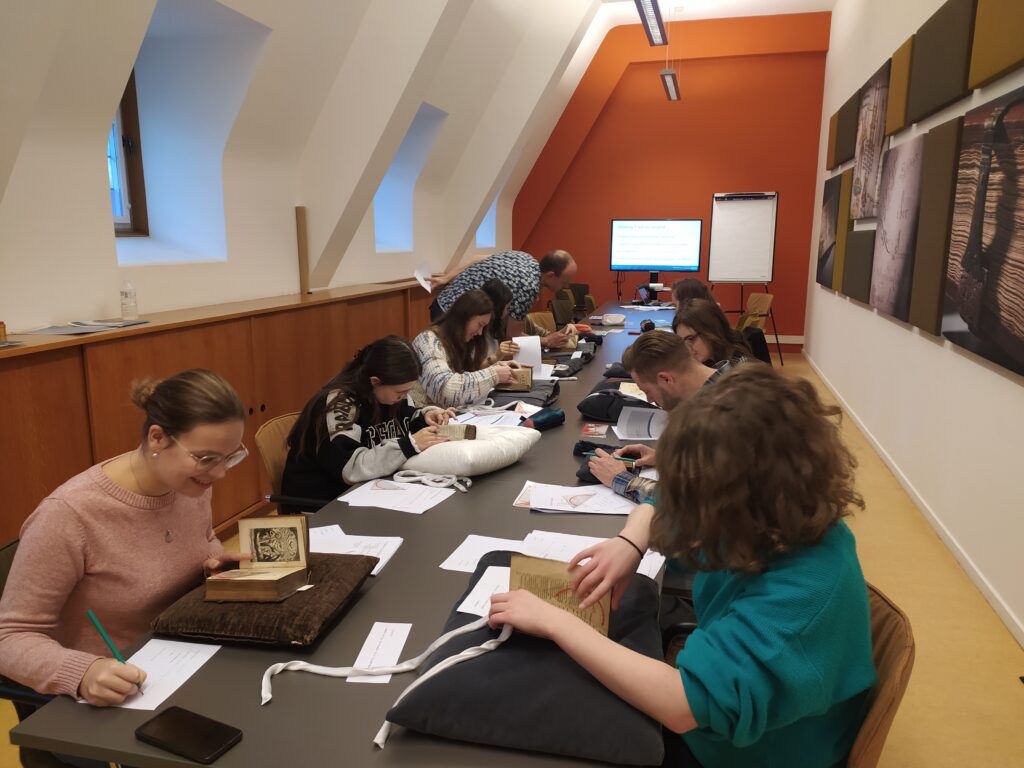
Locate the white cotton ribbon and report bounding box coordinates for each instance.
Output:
[259,616,513,748]
[392,469,473,492]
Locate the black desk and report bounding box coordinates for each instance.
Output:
[11,305,671,767]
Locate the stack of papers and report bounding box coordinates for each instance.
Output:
[612,406,668,441]
[513,481,636,516]
[341,479,454,515]
[453,401,542,427]
[440,530,665,581]
[309,524,402,575]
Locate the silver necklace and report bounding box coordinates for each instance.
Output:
[130,451,174,543]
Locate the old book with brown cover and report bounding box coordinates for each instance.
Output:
[205,516,309,602]
[494,367,533,392]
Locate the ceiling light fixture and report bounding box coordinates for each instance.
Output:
[633,0,667,46]
[660,68,680,101]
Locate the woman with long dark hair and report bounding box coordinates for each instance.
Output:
[673,299,752,367]
[281,336,451,508]
[479,278,518,362]
[411,289,522,408]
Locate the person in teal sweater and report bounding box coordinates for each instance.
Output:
[489,365,876,768]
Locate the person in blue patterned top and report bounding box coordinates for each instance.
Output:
[429,249,578,348]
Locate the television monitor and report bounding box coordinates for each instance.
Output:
[610,219,702,283]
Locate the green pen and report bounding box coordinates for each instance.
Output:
[86,609,143,695]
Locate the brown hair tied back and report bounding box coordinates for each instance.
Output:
[651,365,863,574]
[131,369,245,441]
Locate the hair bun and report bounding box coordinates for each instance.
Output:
[129,378,162,409]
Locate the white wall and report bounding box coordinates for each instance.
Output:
[806,0,1024,645]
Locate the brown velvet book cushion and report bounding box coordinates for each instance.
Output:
[152,553,377,647]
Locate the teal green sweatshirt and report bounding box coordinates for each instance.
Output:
[676,521,876,768]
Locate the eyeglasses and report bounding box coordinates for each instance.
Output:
[169,436,248,470]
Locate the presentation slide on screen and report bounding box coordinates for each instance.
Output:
[610,220,701,271]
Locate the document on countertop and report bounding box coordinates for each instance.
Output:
[513,335,543,370]
[348,623,411,684]
[457,566,510,617]
[413,263,433,293]
[309,525,402,576]
[440,534,527,572]
[522,530,666,580]
[102,639,220,710]
[341,479,455,515]
[527,483,636,516]
[612,406,668,440]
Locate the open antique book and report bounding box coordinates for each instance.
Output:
[205,516,309,602]
[509,554,610,636]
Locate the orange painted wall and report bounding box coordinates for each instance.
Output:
[513,16,829,338]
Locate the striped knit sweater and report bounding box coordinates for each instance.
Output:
[411,330,501,408]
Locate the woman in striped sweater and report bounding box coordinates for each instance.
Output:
[411,289,524,408]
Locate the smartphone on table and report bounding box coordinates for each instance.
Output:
[135,706,242,764]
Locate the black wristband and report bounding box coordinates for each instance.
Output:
[617,534,644,559]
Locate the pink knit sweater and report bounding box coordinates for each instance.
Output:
[0,462,223,697]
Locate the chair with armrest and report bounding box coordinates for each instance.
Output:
[584,294,598,315]
[253,412,329,512]
[525,311,556,337]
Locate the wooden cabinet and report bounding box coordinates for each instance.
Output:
[0,284,424,539]
[83,319,262,528]
[0,349,94,542]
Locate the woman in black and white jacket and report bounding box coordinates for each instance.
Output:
[280,336,452,511]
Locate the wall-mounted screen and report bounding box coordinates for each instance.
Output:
[609,219,702,272]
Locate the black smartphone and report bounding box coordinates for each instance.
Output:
[136,706,242,764]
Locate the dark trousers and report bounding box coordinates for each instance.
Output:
[662,729,704,767]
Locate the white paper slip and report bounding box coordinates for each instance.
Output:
[512,480,537,508]
[528,483,636,516]
[440,534,527,572]
[456,566,510,617]
[348,623,412,684]
[413,263,433,293]
[612,407,668,441]
[536,363,556,380]
[101,640,220,710]
[310,525,402,576]
[513,335,542,370]
[511,401,542,416]
[340,479,455,515]
[639,467,659,480]
[571,351,583,360]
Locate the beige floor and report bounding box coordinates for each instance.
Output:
[2,353,1022,767]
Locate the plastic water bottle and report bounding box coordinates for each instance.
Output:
[120,280,139,322]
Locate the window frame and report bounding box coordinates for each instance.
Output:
[112,71,149,236]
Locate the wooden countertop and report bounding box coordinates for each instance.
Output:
[0,280,421,360]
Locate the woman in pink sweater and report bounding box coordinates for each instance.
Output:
[0,369,248,710]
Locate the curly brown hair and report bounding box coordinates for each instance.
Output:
[651,365,863,573]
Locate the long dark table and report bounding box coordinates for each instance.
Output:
[11,304,673,767]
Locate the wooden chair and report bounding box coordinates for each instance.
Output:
[848,583,916,768]
[549,298,575,327]
[738,292,773,330]
[569,283,590,310]
[525,311,556,336]
[660,582,914,768]
[254,412,300,496]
